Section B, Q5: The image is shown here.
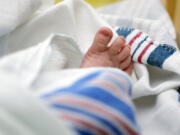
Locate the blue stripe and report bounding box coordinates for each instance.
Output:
[74,127,94,135]
[41,71,103,98]
[42,70,132,98]
[147,44,176,68]
[52,104,124,135]
[116,27,134,38]
[72,70,131,91]
[74,86,136,124]
[132,36,148,59]
[71,70,103,88]
[41,87,68,98]
[178,87,180,102]
[46,85,136,125]
[177,87,180,93]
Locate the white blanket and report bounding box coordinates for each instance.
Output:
[0,0,41,37]
[0,0,180,135]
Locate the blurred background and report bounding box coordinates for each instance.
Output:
[55,0,179,31]
[162,0,180,32]
[55,0,180,46]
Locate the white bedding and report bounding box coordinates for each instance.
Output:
[0,0,180,135]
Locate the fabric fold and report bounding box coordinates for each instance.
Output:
[0,0,41,37]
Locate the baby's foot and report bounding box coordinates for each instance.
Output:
[81,27,133,75]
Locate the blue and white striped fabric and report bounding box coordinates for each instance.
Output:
[116,27,179,72]
[41,70,140,135]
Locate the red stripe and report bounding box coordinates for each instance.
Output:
[129,32,142,46]
[53,97,138,135]
[60,114,109,135]
[104,72,129,92]
[138,41,153,63]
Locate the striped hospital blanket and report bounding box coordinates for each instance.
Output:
[41,70,140,135]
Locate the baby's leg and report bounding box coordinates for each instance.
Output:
[81,27,133,75]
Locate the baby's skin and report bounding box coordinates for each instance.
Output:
[81,27,133,75]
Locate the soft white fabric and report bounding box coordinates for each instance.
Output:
[98,0,176,42]
[0,0,116,57]
[0,0,180,135]
[134,89,180,135]
[0,71,76,135]
[0,0,41,37]
[40,0,55,9]
[0,34,83,86]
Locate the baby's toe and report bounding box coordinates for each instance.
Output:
[108,36,125,55]
[90,27,113,53]
[116,46,131,62]
[119,56,132,70]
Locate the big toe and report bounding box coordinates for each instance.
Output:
[90,27,113,53]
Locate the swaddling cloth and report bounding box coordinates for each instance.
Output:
[117,27,180,75]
